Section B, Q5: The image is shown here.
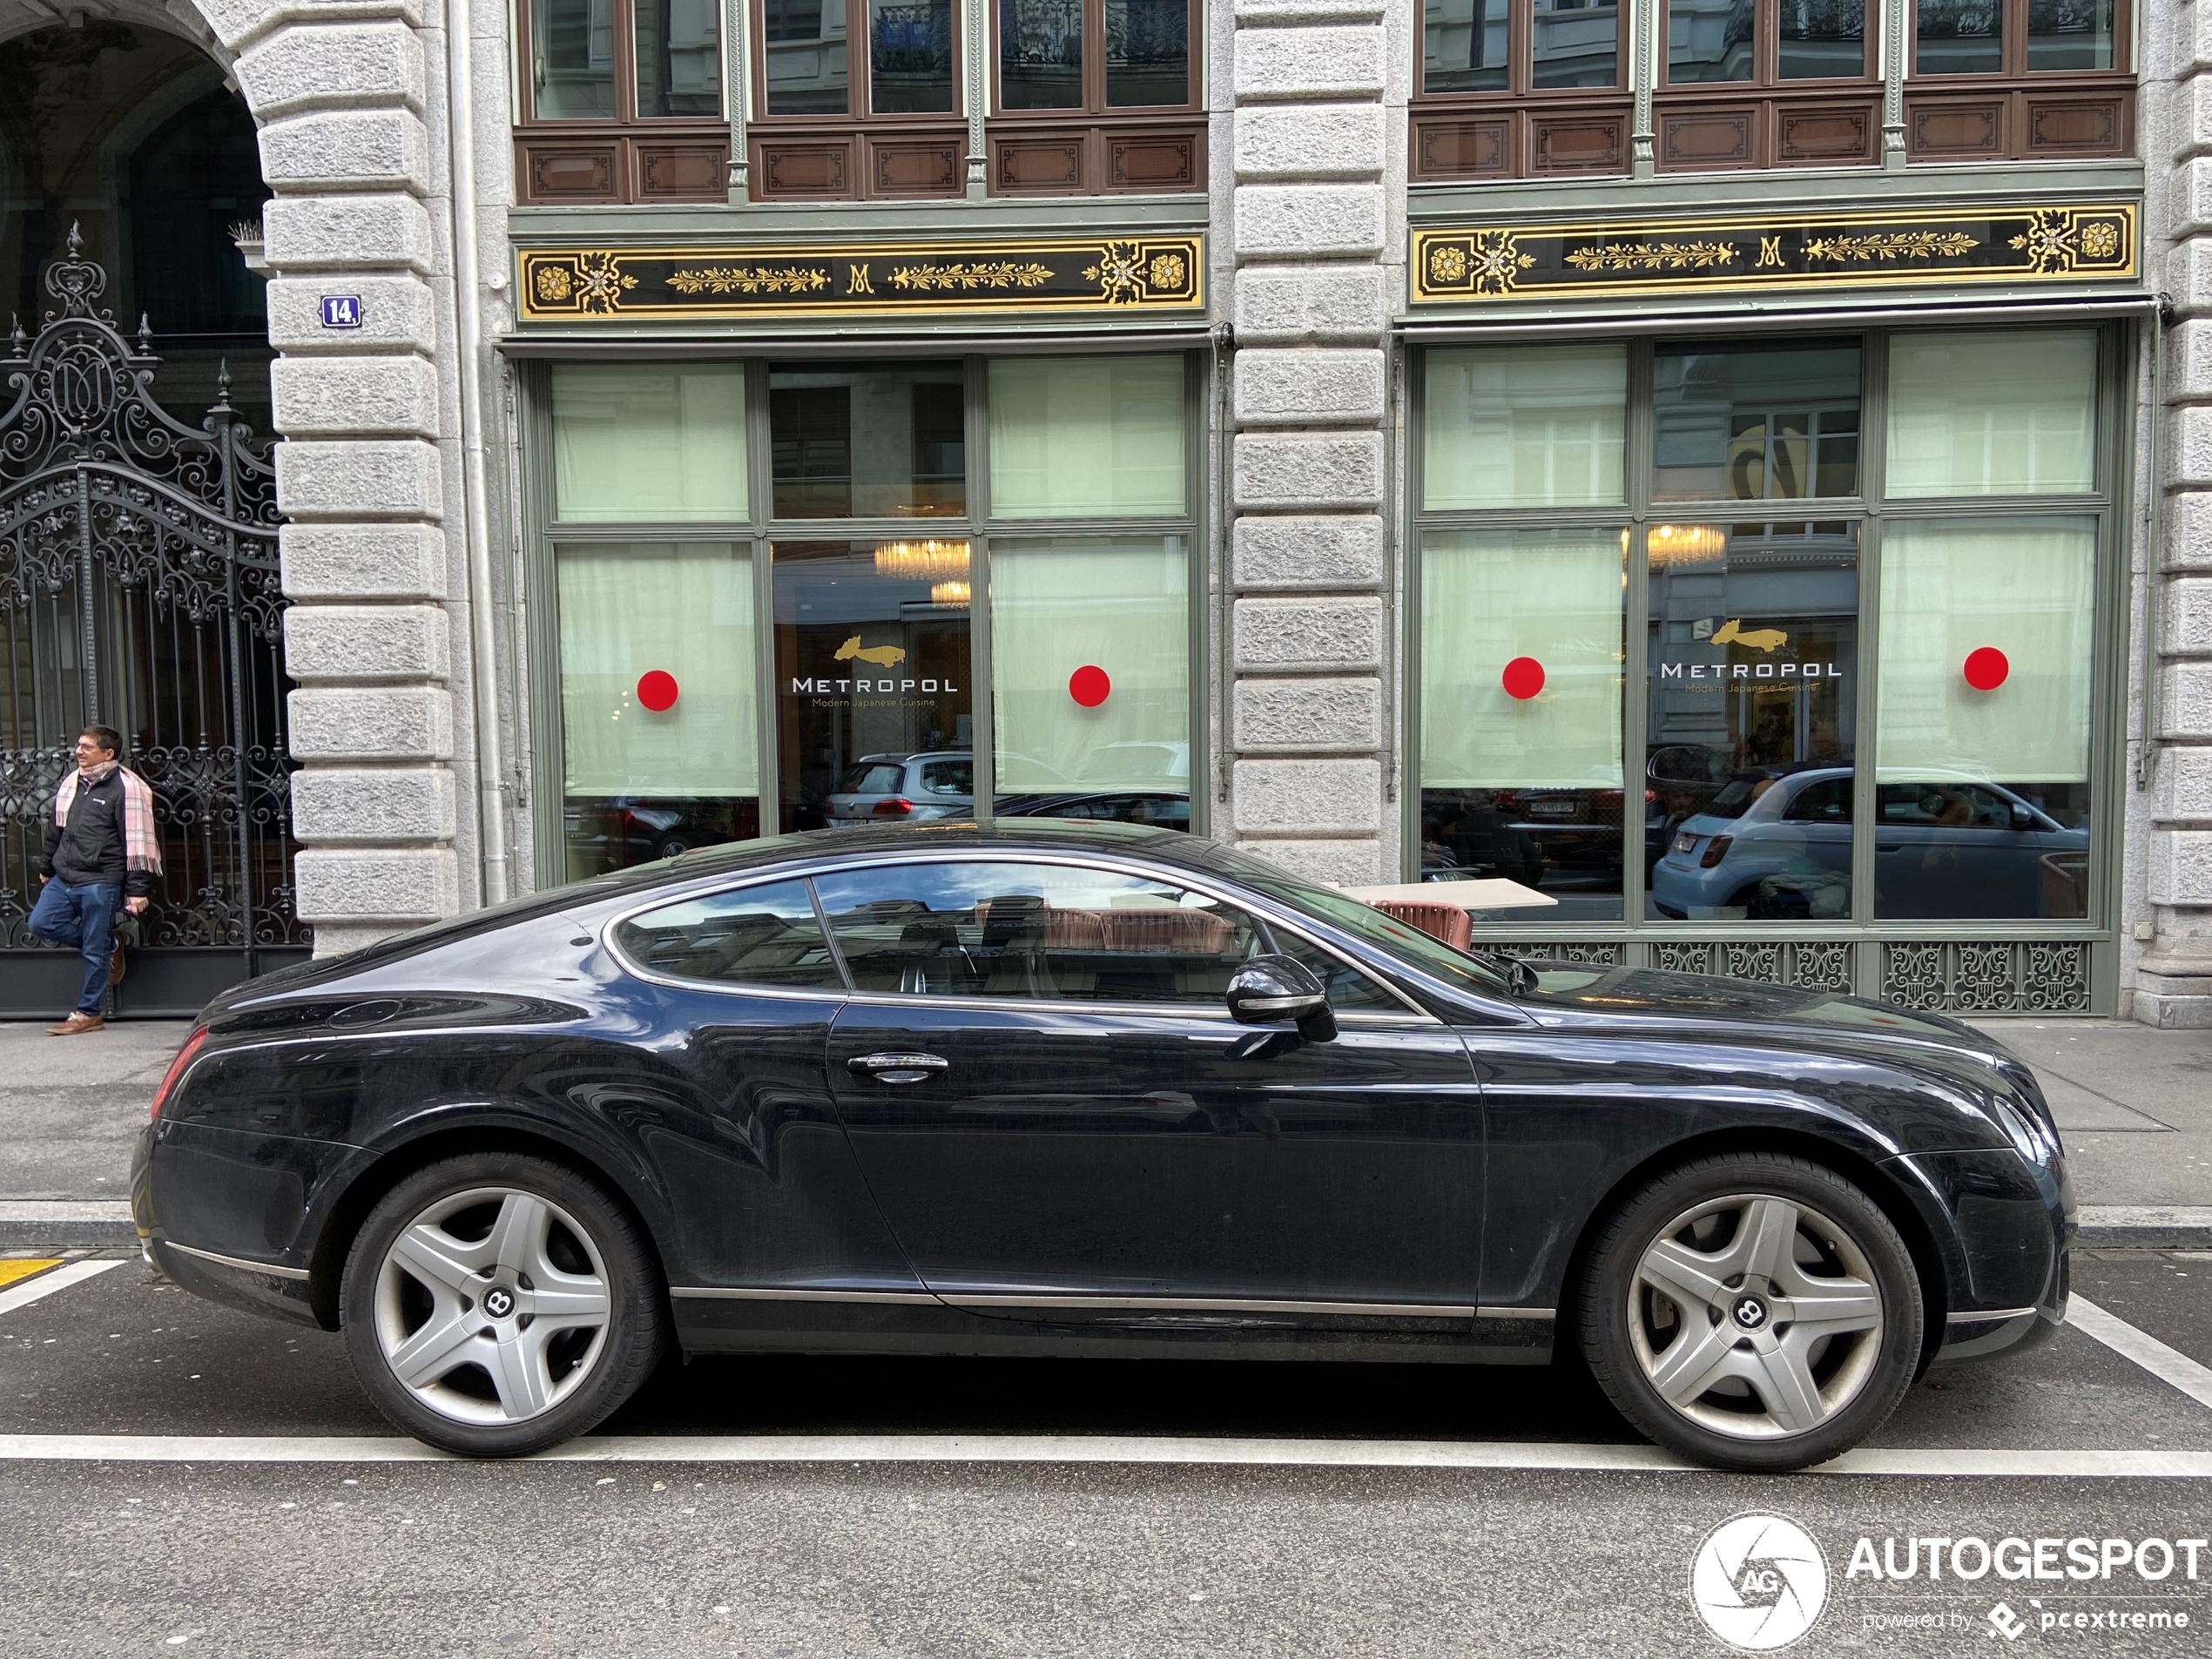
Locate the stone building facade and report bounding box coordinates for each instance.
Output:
[8,0,2209,1025]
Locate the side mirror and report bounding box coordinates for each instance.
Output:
[1225,954,1338,1043]
[2009,802,2037,831]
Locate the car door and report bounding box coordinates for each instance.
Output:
[812,855,1485,1325]
[607,877,921,1298]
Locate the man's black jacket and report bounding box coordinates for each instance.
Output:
[38,769,154,898]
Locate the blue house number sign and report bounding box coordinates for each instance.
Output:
[320,295,362,328]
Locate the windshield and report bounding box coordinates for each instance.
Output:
[1214,855,1515,997]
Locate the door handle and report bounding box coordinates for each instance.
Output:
[847,1052,948,1083]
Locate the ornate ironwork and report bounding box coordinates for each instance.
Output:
[1653,939,1858,993]
[1879,941,2090,1015]
[1480,941,1625,968]
[0,226,299,980]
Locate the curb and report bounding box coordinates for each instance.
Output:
[2077,1206,2212,1251]
[0,1203,137,1250]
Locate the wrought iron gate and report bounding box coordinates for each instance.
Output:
[0,229,307,1017]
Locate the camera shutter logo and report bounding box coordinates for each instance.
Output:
[1690,1513,1829,1651]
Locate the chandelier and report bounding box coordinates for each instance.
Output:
[873,538,971,581]
[929,579,971,607]
[1647,523,1729,567]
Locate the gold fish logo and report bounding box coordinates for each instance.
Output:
[835,636,907,668]
[1711,618,1789,653]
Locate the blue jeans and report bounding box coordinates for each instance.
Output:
[29,880,122,1015]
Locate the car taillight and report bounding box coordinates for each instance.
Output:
[1699,834,1734,868]
[152,1026,210,1122]
[872,797,913,817]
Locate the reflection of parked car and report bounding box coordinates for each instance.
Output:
[995,792,1191,830]
[563,799,759,871]
[1646,745,1737,873]
[826,752,974,826]
[1650,767,2088,920]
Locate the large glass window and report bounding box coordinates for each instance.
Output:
[1665,3,1871,84]
[765,0,851,113]
[527,0,723,119]
[995,0,1190,111]
[1424,344,1627,510]
[770,362,965,519]
[1415,328,2109,933]
[987,355,1184,516]
[552,364,749,523]
[1885,331,2096,497]
[635,0,722,113]
[534,0,620,117]
[870,0,955,111]
[1420,528,1627,921]
[1422,0,1619,95]
[556,542,759,879]
[1916,0,2117,75]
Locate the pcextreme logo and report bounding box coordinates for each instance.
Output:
[1690,1513,1830,1651]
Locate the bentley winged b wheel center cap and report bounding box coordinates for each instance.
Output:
[482,1285,516,1320]
[1730,1295,1769,1331]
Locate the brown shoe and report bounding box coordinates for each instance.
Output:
[48,1012,104,1035]
[108,947,125,986]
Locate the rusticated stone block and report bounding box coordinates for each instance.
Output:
[263,193,435,274]
[282,523,448,601]
[294,846,460,927]
[1235,349,1386,427]
[1234,677,1383,750]
[1235,596,1383,671]
[275,438,444,519]
[284,604,451,681]
[1232,265,1390,345]
[266,274,439,354]
[288,685,455,761]
[1234,432,1384,510]
[1232,25,1386,103]
[260,109,433,194]
[1233,185,1386,258]
[1231,757,1383,834]
[290,765,456,842]
[1235,105,1386,180]
[1233,515,1386,589]
[1227,835,1385,887]
[272,356,441,438]
[235,21,426,118]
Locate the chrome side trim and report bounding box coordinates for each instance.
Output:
[669,1285,941,1305]
[943,1292,1478,1318]
[166,1242,311,1282]
[1477,1306,1556,1322]
[1947,1306,2039,1325]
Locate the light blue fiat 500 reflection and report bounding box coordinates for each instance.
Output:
[1650,765,2089,921]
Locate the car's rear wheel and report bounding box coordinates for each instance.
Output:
[1577,1150,1921,1472]
[340,1151,665,1456]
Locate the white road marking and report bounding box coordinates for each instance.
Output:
[0,1259,120,1318]
[2068,1294,2212,1412]
[0,1433,2202,1476]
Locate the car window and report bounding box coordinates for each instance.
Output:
[1259,925,1408,1013]
[1784,779,1851,822]
[813,860,1268,1005]
[1879,782,2013,829]
[614,879,845,991]
[918,759,972,796]
[840,762,906,794]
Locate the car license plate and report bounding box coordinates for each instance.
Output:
[1529,799,1575,816]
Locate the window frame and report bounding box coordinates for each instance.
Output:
[1908,0,2132,82]
[1661,0,1878,89]
[1403,323,2131,947]
[751,0,968,123]
[522,350,1213,893]
[990,0,1202,118]
[1416,0,1630,103]
[518,0,729,125]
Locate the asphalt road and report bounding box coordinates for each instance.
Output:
[0,1251,2207,1658]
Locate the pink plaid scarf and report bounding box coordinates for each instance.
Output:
[55,763,163,877]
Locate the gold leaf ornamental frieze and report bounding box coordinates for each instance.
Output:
[1801,230,1979,264]
[572,252,636,315]
[887,260,1053,293]
[1564,239,1738,273]
[668,265,832,295]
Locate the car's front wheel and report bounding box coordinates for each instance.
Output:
[340,1151,665,1456]
[1577,1150,1922,1472]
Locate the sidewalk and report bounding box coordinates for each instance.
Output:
[1,1017,2207,1246]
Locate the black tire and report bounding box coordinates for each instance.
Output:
[1576,1150,1922,1473]
[340,1151,666,1456]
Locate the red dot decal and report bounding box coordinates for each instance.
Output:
[636,670,679,711]
[1069,664,1111,707]
[1963,647,2009,692]
[1501,657,1546,701]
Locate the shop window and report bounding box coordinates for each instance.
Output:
[991,536,1190,803]
[1413,1,1629,179]
[768,363,966,519]
[551,364,749,523]
[1874,518,2094,920]
[1651,341,1861,502]
[1656,2,1878,172]
[1906,0,2132,160]
[1423,344,1627,510]
[517,0,730,202]
[1420,528,1629,921]
[556,541,759,880]
[1413,328,2108,934]
[987,355,1186,516]
[1885,330,2097,497]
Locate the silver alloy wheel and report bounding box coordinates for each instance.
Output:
[372,1186,613,1427]
[1626,1192,1885,1441]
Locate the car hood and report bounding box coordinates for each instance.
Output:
[1507,960,2026,1080]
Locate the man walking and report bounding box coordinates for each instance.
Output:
[29,725,160,1035]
